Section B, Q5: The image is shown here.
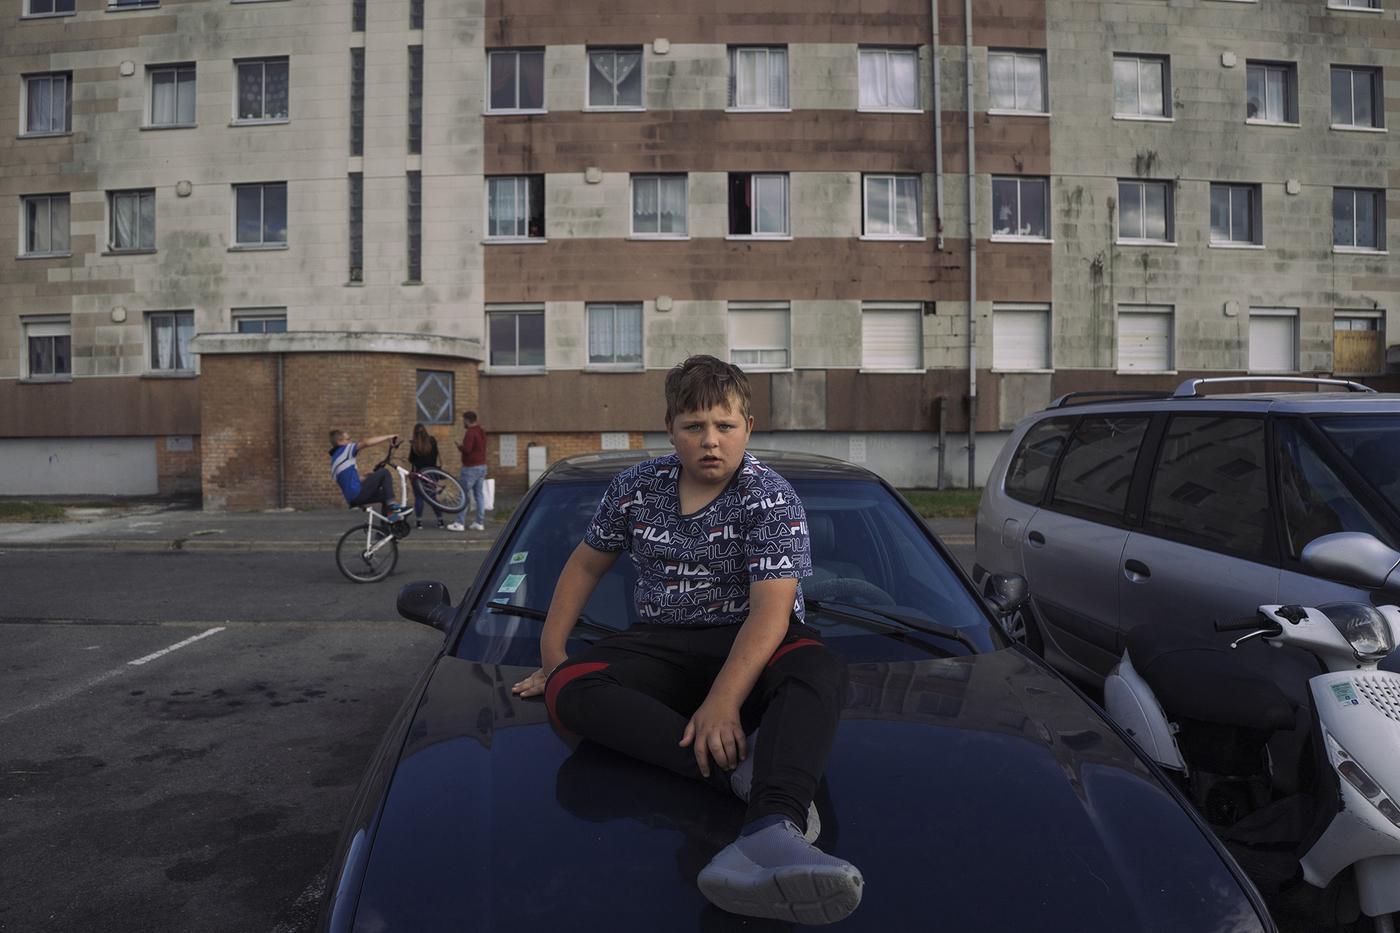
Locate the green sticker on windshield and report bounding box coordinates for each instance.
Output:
[509,551,528,564]
[497,573,526,594]
[1331,682,1361,707]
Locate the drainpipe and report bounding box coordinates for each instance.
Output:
[930,0,945,251]
[964,0,978,489]
[276,353,286,509]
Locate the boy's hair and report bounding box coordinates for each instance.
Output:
[664,355,752,426]
[329,429,347,447]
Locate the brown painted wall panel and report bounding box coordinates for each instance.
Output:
[938,0,1047,48]
[928,113,1050,175]
[484,238,967,303]
[0,376,200,437]
[825,369,999,433]
[485,111,935,175]
[976,240,1052,301]
[484,1,931,46]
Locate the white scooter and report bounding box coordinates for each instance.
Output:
[1106,599,1400,932]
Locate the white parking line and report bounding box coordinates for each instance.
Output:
[0,626,227,725]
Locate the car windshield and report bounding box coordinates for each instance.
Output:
[455,476,996,666]
[1315,415,1400,518]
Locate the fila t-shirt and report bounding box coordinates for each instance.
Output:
[583,452,812,627]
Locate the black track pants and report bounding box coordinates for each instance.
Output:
[545,622,847,832]
[349,468,394,509]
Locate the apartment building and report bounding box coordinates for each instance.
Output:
[2,0,1397,506]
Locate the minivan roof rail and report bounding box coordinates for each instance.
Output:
[1172,376,1377,398]
[1048,390,1173,409]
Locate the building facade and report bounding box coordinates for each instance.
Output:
[3,0,1397,506]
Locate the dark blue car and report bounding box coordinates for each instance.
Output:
[318,450,1275,932]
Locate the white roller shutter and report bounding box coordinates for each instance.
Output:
[1249,311,1297,372]
[1117,307,1172,371]
[862,306,922,369]
[992,304,1050,370]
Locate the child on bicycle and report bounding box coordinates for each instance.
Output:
[510,355,862,924]
[328,429,411,517]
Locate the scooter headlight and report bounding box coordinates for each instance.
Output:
[1320,602,1395,662]
[1326,732,1400,829]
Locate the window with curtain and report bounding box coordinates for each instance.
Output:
[991,177,1049,238]
[728,47,788,109]
[858,48,918,110]
[488,50,545,112]
[988,50,1046,113]
[1113,55,1169,118]
[631,175,687,236]
[1246,61,1297,123]
[24,317,71,379]
[1332,66,1383,128]
[234,183,288,247]
[587,304,643,367]
[236,58,289,121]
[1333,188,1386,251]
[149,311,195,372]
[588,48,642,108]
[487,176,545,239]
[728,304,790,369]
[488,308,545,368]
[727,173,789,236]
[108,189,155,251]
[864,175,921,237]
[149,64,195,126]
[23,194,70,256]
[23,73,71,135]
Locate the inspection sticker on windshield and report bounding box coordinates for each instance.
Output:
[497,573,526,595]
[509,551,528,564]
[1331,682,1361,707]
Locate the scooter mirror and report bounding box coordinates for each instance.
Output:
[1301,532,1400,589]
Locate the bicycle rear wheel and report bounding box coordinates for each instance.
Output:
[336,524,398,583]
[418,468,467,513]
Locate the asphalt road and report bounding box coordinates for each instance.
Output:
[0,549,485,933]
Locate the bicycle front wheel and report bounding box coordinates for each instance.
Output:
[336,524,399,583]
[419,468,467,513]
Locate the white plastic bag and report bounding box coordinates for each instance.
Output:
[482,477,496,512]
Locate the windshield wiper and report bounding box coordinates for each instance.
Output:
[805,599,984,654]
[486,601,620,638]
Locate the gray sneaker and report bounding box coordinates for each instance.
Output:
[729,745,821,844]
[697,819,863,925]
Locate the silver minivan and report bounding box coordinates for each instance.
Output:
[973,377,1400,685]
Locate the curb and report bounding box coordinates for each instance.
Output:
[0,538,498,553]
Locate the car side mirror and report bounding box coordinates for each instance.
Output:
[987,573,1029,615]
[1301,532,1400,590]
[397,581,455,631]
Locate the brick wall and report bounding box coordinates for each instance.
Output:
[155,435,202,497]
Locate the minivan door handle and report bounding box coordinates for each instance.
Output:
[1124,559,1151,582]
[1027,530,1046,547]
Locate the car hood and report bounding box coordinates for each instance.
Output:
[347,649,1268,933]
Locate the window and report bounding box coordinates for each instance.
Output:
[350,48,364,155]
[1334,311,1385,375]
[1332,66,1383,128]
[587,303,643,368]
[1246,61,1298,123]
[1050,415,1150,520]
[728,46,788,109]
[1117,306,1174,372]
[728,303,790,370]
[348,172,363,282]
[408,46,423,154]
[148,64,195,127]
[488,307,545,368]
[1330,0,1381,8]
[109,0,158,8]
[859,48,918,110]
[1146,416,1269,560]
[1333,187,1386,251]
[408,0,422,28]
[23,317,71,379]
[352,0,364,31]
[416,370,453,423]
[992,303,1051,370]
[1276,419,1389,560]
[988,50,1047,113]
[631,175,687,236]
[108,189,155,252]
[23,73,71,135]
[864,175,922,238]
[26,0,75,14]
[487,176,545,239]
[728,173,789,237]
[234,183,288,247]
[1248,308,1297,373]
[22,194,70,256]
[406,171,422,281]
[588,48,642,109]
[1117,180,1172,243]
[236,58,289,122]
[1113,54,1169,118]
[992,176,1049,238]
[861,303,922,370]
[148,311,195,372]
[488,50,544,112]
[1209,183,1261,245]
[233,309,287,333]
[1005,418,1073,506]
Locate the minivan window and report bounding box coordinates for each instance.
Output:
[1145,416,1268,560]
[1316,415,1400,520]
[1049,415,1150,520]
[1275,419,1390,558]
[1004,418,1073,504]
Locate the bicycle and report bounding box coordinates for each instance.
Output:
[335,439,467,583]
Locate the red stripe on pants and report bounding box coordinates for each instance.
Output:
[767,638,820,667]
[545,661,611,722]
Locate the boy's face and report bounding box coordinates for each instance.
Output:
[666,398,753,485]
